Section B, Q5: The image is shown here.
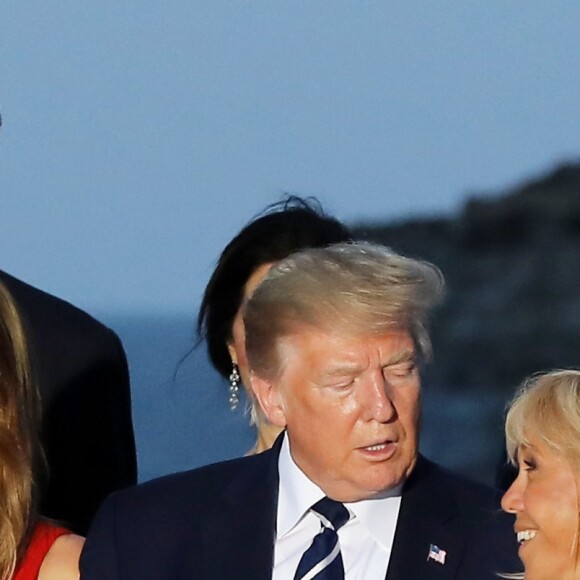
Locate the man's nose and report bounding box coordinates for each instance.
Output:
[501,471,524,514]
[360,372,396,422]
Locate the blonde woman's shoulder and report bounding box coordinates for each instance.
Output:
[39,533,84,580]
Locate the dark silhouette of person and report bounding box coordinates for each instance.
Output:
[0,270,137,534]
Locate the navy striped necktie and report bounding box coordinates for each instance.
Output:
[294,497,350,580]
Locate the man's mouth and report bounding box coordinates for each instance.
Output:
[358,439,397,458]
[365,443,388,452]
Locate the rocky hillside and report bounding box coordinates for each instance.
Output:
[353,162,580,393]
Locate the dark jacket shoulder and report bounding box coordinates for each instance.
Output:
[409,455,505,514]
[0,270,120,351]
[82,450,279,580]
[106,450,272,520]
[387,455,521,579]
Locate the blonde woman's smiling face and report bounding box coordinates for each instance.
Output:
[501,435,580,580]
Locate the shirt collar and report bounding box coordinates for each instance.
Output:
[277,433,325,538]
[277,433,404,548]
[345,488,402,550]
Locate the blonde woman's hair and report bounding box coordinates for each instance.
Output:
[244,241,444,380]
[0,282,40,579]
[505,369,580,466]
[501,369,580,580]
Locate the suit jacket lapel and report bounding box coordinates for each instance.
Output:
[200,435,283,579]
[386,456,465,580]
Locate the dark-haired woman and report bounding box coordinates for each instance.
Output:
[197,196,352,453]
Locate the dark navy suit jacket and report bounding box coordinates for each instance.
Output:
[0,270,137,534]
[80,435,521,579]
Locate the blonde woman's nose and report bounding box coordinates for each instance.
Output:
[501,472,525,514]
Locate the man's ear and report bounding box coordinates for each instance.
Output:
[250,372,287,428]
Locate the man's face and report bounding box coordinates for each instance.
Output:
[257,328,421,502]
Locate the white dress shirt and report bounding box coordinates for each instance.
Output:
[273,435,403,580]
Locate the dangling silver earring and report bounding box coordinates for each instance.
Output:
[229,363,240,411]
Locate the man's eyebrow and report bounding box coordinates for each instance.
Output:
[320,363,365,377]
[384,349,416,366]
[320,349,417,378]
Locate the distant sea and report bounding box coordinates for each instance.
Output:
[101,313,510,487]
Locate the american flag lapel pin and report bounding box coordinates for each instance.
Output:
[427,544,446,565]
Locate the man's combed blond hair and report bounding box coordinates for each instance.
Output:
[0,282,39,579]
[244,242,444,380]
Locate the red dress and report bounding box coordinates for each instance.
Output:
[13,521,71,580]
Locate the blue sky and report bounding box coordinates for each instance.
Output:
[2,2,579,314]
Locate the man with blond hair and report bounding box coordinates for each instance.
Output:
[81,242,520,579]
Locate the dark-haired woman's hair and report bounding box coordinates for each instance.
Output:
[197,195,352,379]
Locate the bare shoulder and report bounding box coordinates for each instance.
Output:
[39,534,85,580]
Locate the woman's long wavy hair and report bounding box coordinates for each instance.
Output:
[0,282,40,579]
